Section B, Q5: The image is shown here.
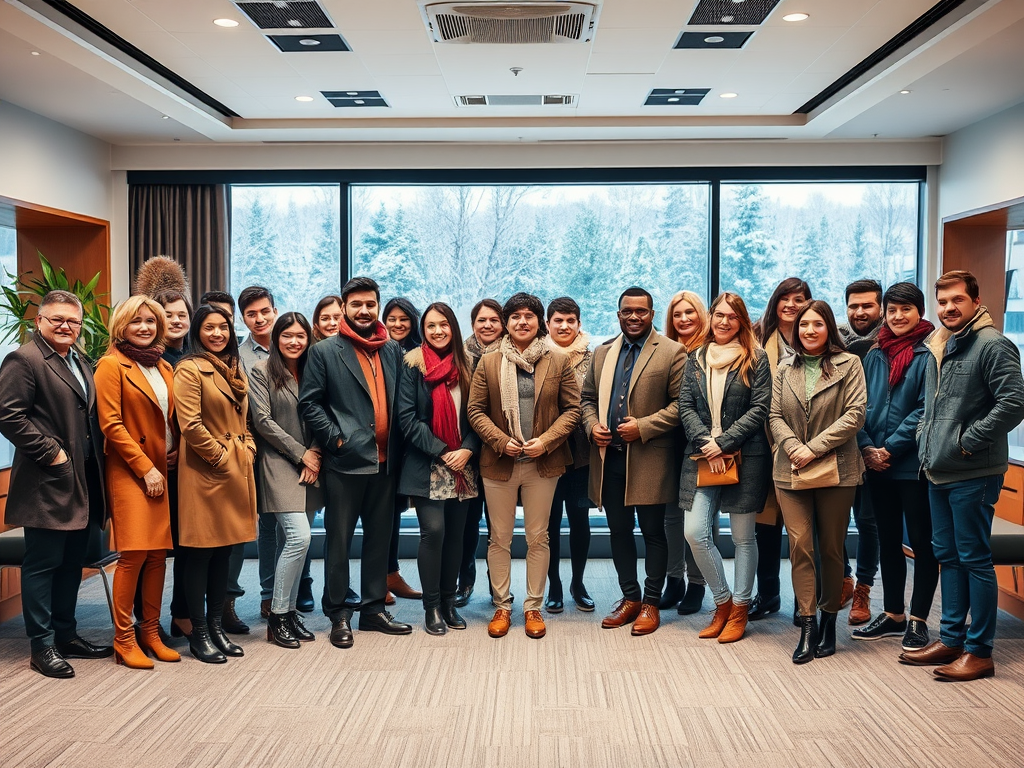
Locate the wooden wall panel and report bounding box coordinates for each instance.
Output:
[941,220,1009,329]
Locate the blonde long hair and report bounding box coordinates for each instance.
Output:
[664,290,709,353]
[106,295,167,352]
[703,292,759,386]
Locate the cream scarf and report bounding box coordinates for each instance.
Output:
[704,341,743,437]
[546,331,590,385]
[499,335,547,444]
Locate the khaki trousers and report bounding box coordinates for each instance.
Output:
[777,486,857,616]
[484,461,559,612]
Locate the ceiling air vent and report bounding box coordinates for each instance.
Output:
[421,2,598,44]
[455,94,576,106]
[235,1,333,30]
[644,88,710,106]
[688,0,781,26]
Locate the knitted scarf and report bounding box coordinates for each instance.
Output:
[339,315,389,353]
[703,341,743,437]
[198,352,248,400]
[421,343,469,495]
[877,319,934,387]
[499,335,546,444]
[116,339,165,368]
[546,331,590,385]
[465,334,500,369]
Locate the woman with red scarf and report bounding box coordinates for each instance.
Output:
[853,282,938,652]
[397,303,480,634]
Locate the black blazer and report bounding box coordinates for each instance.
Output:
[0,333,105,529]
[298,332,403,475]
[396,348,480,498]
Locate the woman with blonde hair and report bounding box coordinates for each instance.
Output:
[662,290,714,613]
[94,295,179,668]
[678,292,772,643]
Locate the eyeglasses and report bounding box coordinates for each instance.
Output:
[618,308,652,319]
[712,312,740,323]
[39,315,83,329]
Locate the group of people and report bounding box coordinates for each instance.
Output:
[2,263,1021,685]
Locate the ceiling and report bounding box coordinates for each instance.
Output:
[1,0,1023,145]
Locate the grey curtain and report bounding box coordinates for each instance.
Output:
[129,184,229,302]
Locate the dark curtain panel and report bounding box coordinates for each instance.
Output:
[129,184,229,302]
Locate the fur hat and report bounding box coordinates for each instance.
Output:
[134,256,190,302]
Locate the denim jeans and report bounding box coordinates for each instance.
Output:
[683,487,757,606]
[928,475,1002,658]
[259,514,315,601]
[665,502,713,586]
[271,512,313,614]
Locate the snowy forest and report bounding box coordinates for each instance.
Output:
[230,182,919,341]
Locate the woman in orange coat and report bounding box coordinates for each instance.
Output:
[95,295,179,669]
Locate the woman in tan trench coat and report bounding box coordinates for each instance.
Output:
[95,295,180,669]
[174,304,257,663]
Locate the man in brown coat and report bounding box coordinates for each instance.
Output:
[581,287,686,636]
[0,290,111,678]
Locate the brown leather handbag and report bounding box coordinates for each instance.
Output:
[691,452,741,487]
[791,452,839,490]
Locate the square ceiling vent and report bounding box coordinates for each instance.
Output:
[456,94,576,106]
[322,90,389,108]
[674,31,752,49]
[644,88,710,106]
[236,1,333,30]
[268,34,350,52]
[422,2,598,44]
[688,0,780,25]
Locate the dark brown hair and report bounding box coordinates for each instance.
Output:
[790,300,847,377]
[266,312,312,391]
[421,302,472,393]
[757,277,812,345]
[935,270,979,301]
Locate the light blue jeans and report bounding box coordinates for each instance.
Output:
[683,487,758,606]
[271,511,314,615]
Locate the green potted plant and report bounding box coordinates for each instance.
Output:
[0,251,110,363]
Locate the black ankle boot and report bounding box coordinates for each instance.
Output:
[792,615,818,665]
[815,611,837,658]
[208,614,244,657]
[288,611,316,642]
[748,593,781,620]
[267,613,300,649]
[677,583,706,615]
[424,606,447,636]
[659,576,684,609]
[189,620,227,664]
[440,599,467,630]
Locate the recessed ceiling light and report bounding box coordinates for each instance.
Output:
[299,38,320,46]
[287,19,301,27]
[213,18,238,27]
[900,89,911,94]
[732,0,745,4]
[704,36,725,43]
[295,95,314,102]
[347,91,358,96]
[720,92,738,99]
[30,51,40,56]
[161,115,170,119]
[354,99,365,104]
[667,97,680,102]
[721,15,734,22]
[783,13,809,22]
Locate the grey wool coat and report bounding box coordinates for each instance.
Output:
[248,360,323,514]
[677,347,772,514]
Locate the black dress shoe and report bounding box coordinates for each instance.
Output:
[569,584,595,612]
[659,576,684,610]
[792,615,818,665]
[343,588,362,611]
[814,610,837,658]
[454,584,473,608]
[677,583,705,615]
[296,594,316,613]
[424,606,447,635]
[545,597,564,613]
[359,610,413,635]
[55,635,114,659]
[31,647,74,678]
[748,593,781,621]
[330,615,353,648]
[441,599,467,629]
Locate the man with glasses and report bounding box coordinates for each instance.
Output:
[0,290,112,677]
[581,287,686,636]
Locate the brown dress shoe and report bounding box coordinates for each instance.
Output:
[385,591,396,606]
[631,604,660,636]
[387,572,423,600]
[848,582,871,626]
[601,598,642,628]
[488,609,512,638]
[898,640,964,666]
[524,610,546,639]
[934,653,995,681]
[718,602,750,643]
[260,599,271,620]
[839,576,855,609]
[699,598,733,639]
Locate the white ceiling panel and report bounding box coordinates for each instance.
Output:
[598,0,694,30]
[327,0,427,31]
[199,55,299,79]
[434,45,591,94]
[373,76,454,111]
[358,54,442,78]
[343,29,434,55]
[282,53,373,82]
[591,27,678,54]
[587,52,664,76]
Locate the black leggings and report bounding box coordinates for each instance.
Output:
[389,494,408,574]
[546,466,591,594]
[755,519,784,598]
[867,475,939,618]
[413,497,470,609]
[180,544,231,623]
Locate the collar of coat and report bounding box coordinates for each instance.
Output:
[926,306,993,369]
[780,350,860,404]
[112,347,170,410]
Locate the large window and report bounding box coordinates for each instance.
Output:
[0,224,17,468]
[351,184,710,341]
[720,182,921,322]
[229,185,341,334]
[1005,230,1024,460]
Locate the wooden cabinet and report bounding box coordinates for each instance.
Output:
[995,464,1024,525]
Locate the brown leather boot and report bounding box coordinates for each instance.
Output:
[137,559,180,662]
[699,598,734,639]
[524,610,546,639]
[387,571,423,599]
[717,602,750,643]
[601,598,642,628]
[260,599,272,620]
[631,604,661,636]
[840,576,855,608]
[488,609,512,638]
[848,582,871,625]
[112,557,154,669]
